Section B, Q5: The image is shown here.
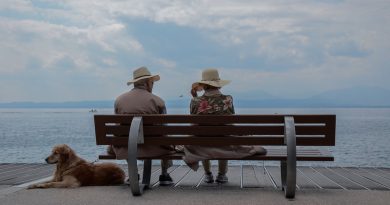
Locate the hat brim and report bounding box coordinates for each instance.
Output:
[127,75,160,85]
[191,80,231,91]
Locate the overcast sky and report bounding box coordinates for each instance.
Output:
[0,0,389,102]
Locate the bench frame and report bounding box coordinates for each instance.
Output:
[94,114,336,198]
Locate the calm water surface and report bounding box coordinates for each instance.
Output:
[0,108,389,167]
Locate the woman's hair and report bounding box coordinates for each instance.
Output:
[202,84,220,91]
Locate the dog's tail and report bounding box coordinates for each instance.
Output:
[95,163,126,185]
[106,164,126,185]
[110,167,126,185]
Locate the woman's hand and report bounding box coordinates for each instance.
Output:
[191,88,198,97]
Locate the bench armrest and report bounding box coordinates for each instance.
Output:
[282,116,296,198]
[128,116,145,196]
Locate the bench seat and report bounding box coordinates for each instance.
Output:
[99,148,333,161]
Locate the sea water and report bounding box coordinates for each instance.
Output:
[0,108,389,167]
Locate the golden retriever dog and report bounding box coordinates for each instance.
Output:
[28,144,125,189]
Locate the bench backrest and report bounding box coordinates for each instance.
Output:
[94,114,335,147]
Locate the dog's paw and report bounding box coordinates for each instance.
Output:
[27,184,38,189]
[27,184,46,189]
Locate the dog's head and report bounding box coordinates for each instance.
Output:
[45,144,75,164]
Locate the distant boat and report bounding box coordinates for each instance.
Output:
[89,109,97,112]
[179,94,183,98]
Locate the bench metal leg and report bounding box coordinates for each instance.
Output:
[282,116,297,199]
[127,117,146,196]
[281,160,287,190]
[280,161,295,198]
[142,159,152,188]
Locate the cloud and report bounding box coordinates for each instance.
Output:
[154,58,177,69]
[0,0,34,12]
[0,18,143,73]
[327,40,369,58]
[0,0,389,102]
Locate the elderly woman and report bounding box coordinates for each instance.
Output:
[184,68,266,184]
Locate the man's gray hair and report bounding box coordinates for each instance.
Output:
[134,79,149,88]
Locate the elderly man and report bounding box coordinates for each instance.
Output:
[109,66,175,185]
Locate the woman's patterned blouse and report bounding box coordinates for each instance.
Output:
[190,94,235,115]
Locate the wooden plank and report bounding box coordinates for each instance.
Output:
[0,164,44,182]
[147,125,325,135]
[175,169,204,188]
[345,167,390,189]
[9,168,53,185]
[145,125,286,136]
[0,164,26,172]
[107,125,286,136]
[198,165,219,188]
[0,164,42,176]
[222,164,241,188]
[95,114,287,124]
[98,155,116,160]
[98,135,336,147]
[313,167,366,190]
[375,168,390,179]
[264,166,282,189]
[136,151,333,161]
[152,165,179,187]
[136,164,158,182]
[298,167,342,189]
[266,166,303,190]
[194,164,243,188]
[0,164,53,185]
[296,167,319,189]
[0,185,12,190]
[253,165,275,188]
[242,165,260,188]
[95,114,335,124]
[378,168,390,174]
[359,168,390,181]
[361,168,390,181]
[331,167,388,190]
[170,166,191,187]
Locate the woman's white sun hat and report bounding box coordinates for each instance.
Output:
[192,68,231,91]
[127,66,160,85]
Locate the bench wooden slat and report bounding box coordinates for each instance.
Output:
[97,114,335,123]
[96,115,286,124]
[104,125,328,136]
[107,125,285,135]
[98,149,333,161]
[97,135,333,146]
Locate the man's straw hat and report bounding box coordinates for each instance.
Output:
[127,66,160,85]
[192,68,231,90]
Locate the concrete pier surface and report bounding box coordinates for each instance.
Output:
[1,164,389,205]
[2,186,390,205]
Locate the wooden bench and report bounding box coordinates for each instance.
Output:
[94,114,336,198]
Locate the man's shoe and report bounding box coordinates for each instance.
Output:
[159,174,173,186]
[204,173,214,183]
[216,174,228,183]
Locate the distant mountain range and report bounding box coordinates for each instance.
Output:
[1,86,389,108]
